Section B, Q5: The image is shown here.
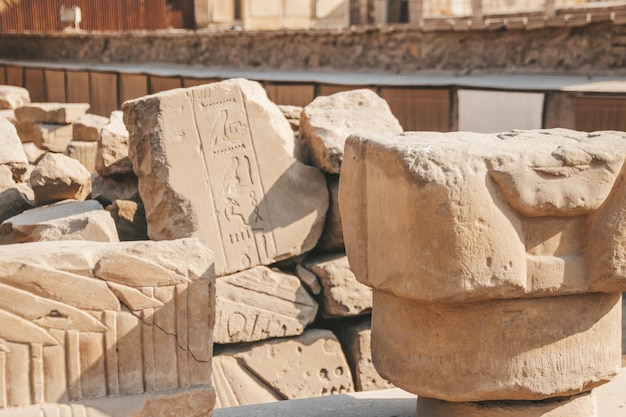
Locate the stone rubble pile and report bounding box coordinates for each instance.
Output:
[0,81,401,413]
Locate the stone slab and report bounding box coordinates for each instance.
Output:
[31,123,74,153]
[15,102,90,124]
[124,78,328,277]
[0,85,30,109]
[65,141,97,173]
[72,113,109,142]
[96,110,132,176]
[0,117,28,181]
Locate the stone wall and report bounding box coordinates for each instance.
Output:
[0,20,625,74]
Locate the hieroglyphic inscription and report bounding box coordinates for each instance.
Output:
[192,86,277,272]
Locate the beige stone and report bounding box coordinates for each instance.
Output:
[278,104,302,132]
[31,123,74,153]
[316,175,343,251]
[299,89,402,174]
[13,120,38,143]
[0,187,34,223]
[0,109,16,122]
[0,238,215,416]
[66,141,97,173]
[124,78,328,277]
[96,111,133,176]
[215,266,318,344]
[15,102,90,124]
[213,329,354,407]
[302,253,372,318]
[0,117,29,181]
[106,199,148,241]
[72,113,109,142]
[0,200,120,244]
[22,142,46,164]
[0,86,30,109]
[30,153,91,205]
[335,316,394,392]
[91,172,139,206]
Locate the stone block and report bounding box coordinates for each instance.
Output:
[30,153,91,206]
[91,172,139,206]
[0,86,30,109]
[0,238,215,417]
[277,104,302,132]
[124,78,328,277]
[0,117,28,182]
[316,174,343,251]
[299,89,402,174]
[22,142,46,164]
[31,123,73,153]
[72,113,109,142]
[214,266,318,344]
[105,199,148,241]
[15,102,90,124]
[96,110,132,176]
[0,200,119,244]
[65,141,97,173]
[302,253,372,318]
[213,329,353,408]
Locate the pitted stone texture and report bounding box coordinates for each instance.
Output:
[0,86,30,109]
[0,117,29,181]
[372,290,621,401]
[96,111,133,176]
[66,141,97,173]
[340,129,626,303]
[124,78,328,277]
[302,253,372,318]
[106,199,148,241]
[91,173,139,206]
[335,316,394,392]
[0,200,119,244]
[214,266,318,344]
[30,153,91,206]
[31,123,73,153]
[316,175,343,251]
[299,89,402,174]
[213,329,354,408]
[72,113,109,142]
[15,102,90,124]
[0,238,215,416]
[417,392,597,417]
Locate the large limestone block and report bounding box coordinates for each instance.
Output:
[0,238,215,417]
[30,153,91,205]
[302,253,372,318]
[340,129,626,302]
[213,329,354,407]
[0,200,119,244]
[124,78,328,277]
[65,140,97,173]
[15,102,90,124]
[334,316,394,392]
[31,123,74,152]
[299,89,402,174]
[0,85,30,109]
[106,199,148,241]
[0,117,29,181]
[215,266,318,344]
[73,113,109,142]
[316,175,343,251]
[96,110,132,176]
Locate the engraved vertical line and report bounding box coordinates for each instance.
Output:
[141,308,155,392]
[103,311,119,396]
[0,351,6,408]
[65,331,81,400]
[175,284,190,388]
[30,343,44,404]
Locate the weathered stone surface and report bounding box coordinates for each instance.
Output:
[302,253,371,318]
[0,117,29,181]
[12,119,38,143]
[213,329,354,407]
[417,392,597,417]
[0,85,30,109]
[299,89,402,174]
[0,200,119,244]
[0,238,215,416]
[30,153,91,205]
[295,264,321,295]
[124,78,328,277]
[214,266,318,344]
[72,113,109,142]
[91,172,139,206]
[334,316,394,392]
[15,102,90,124]
[0,187,34,223]
[22,142,46,164]
[96,110,132,176]
[31,123,73,152]
[316,175,343,251]
[278,104,302,132]
[106,199,148,241]
[65,140,97,172]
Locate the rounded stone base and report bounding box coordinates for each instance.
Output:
[417,391,596,417]
[371,290,621,401]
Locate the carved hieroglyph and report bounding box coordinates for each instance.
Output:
[124,79,328,277]
[339,129,626,410]
[214,266,318,344]
[0,238,215,417]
